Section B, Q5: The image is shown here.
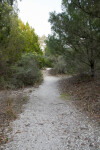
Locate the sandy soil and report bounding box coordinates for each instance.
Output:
[1,71,100,150]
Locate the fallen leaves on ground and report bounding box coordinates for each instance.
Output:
[59,74,100,125]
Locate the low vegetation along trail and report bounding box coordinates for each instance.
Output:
[2,70,100,150]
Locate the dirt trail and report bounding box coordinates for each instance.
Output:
[1,71,100,150]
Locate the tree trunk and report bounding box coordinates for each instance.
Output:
[90,60,95,77]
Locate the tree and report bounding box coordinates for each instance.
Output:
[0,1,13,75]
[0,2,24,65]
[19,20,42,55]
[0,0,43,88]
[0,0,21,6]
[7,16,25,63]
[0,0,42,77]
[62,0,100,18]
[48,0,100,76]
[45,34,65,56]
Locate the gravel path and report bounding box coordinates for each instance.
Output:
[1,72,100,150]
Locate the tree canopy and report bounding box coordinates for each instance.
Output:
[46,0,100,76]
[0,0,43,88]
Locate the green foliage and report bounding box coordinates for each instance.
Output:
[60,93,70,100]
[18,20,42,55]
[62,0,100,19]
[36,55,45,68]
[47,0,100,76]
[11,53,42,88]
[0,1,43,89]
[0,1,24,72]
[44,56,53,67]
[0,0,16,6]
[45,34,65,55]
[54,56,67,74]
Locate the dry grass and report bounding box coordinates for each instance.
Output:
[0,89,30,145]
[59,74,100,126]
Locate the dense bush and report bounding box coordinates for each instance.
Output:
[0,1,43,89]
[54,56,67,74]
[10,53,42,88]
[44,56,53,68]
[0,53,42,89]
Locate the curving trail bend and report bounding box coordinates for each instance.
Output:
[1,70,100,150]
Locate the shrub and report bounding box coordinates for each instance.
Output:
[11,53,42,88]
[44,56,53,67]
[54,56,67,74]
